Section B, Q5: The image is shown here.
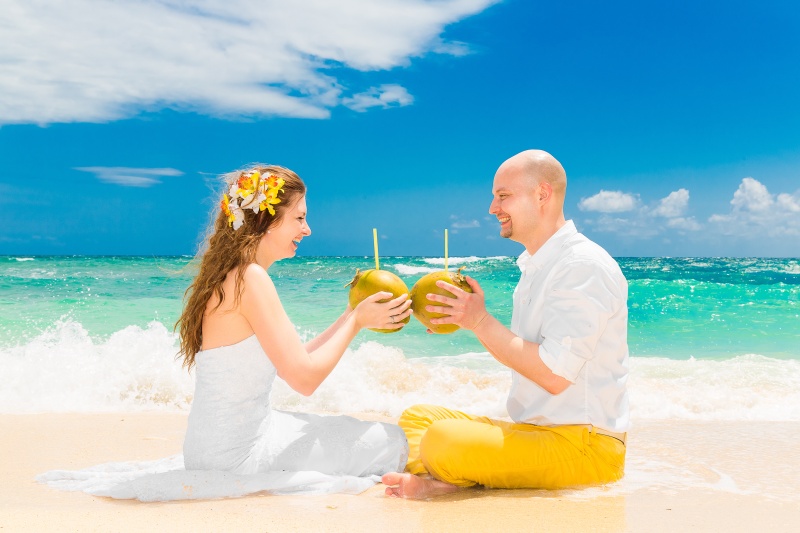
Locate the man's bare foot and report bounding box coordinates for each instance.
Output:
[381,472,460,499]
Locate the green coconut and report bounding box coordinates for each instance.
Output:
[410,267,473,334]
[346,269,410,333]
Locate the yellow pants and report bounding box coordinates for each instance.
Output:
[401,404,626,489]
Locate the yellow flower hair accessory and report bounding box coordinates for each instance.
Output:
[223,170,285,230]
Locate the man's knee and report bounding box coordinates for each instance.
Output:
[420,419,479,454]
[418,419,480,487]
[420,420,477,466]
[398,404,442,430]
[399,403,436,419]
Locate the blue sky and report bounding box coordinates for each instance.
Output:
[2,0,799,257]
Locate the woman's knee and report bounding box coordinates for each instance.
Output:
[384,421,409,448]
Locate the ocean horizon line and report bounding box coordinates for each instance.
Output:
[4,254,800,260]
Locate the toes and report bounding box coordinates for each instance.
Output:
[381,472,400,485]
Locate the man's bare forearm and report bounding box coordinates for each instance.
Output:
[472,315,570,395]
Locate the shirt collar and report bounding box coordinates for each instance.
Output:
[516,220,577,273]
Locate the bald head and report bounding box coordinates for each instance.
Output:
[490,150,568,250]
[498,150,567,200]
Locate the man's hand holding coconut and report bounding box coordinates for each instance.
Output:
[413,271,489,334]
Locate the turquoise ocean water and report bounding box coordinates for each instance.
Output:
[1,255,799,420]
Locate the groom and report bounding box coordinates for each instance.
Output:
[382,150,630,498]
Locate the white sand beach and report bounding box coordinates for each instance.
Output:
[2,413,798,532]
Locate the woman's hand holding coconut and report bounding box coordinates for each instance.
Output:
[350,291,412,332]
[424,276,490,333]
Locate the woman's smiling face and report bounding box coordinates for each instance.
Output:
[262,195,311,261]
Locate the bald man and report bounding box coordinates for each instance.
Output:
[382,150,630,498]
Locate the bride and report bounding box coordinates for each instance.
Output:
[39,164,411,500]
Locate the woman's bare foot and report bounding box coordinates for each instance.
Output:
[381,472,460,499]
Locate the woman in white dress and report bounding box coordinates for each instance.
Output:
[39,164,410,500]
[177,163,411,481]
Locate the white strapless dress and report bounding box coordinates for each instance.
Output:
[38,335,408,501]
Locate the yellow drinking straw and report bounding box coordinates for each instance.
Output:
[444,228,449,272]
[373,228,380,270]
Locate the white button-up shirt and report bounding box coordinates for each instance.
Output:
[506,221,630,433]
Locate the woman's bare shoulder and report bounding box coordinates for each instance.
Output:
[241,263,272,283]
[240,264,279,302]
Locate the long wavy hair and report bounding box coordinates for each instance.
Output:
[176,164,306,370]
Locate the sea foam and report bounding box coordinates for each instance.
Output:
[2,320,800,421]
[391,256,508,276]
[0,320,194,413]
[421,256,506,265]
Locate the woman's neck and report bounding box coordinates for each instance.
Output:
[255,245,275,270]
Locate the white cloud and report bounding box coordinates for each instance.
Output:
[777,193,800,212]
[451,219,480,229]
[579,178,800,251]
[447,215,480,234]
[578,187,701,237]
[581,214,660,238]
[652,188,690,218]
[709,177,800,237]
[730,177,773,212]
[75,167,184,187]
[578,190,639,213]
[0,0,496,125]
[651,188,700,231]
[343,84,414,112]
[666,216,702,231]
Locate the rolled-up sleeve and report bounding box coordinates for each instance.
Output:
[538,260,623,383]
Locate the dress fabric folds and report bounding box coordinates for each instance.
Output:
[38,335,408,501]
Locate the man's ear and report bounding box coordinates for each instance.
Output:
[538,182,553,203]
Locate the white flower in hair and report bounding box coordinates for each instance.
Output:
[246,188,267,213]
[220,194,246,230]
[221,170,285,229]
[230,205,245,230]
